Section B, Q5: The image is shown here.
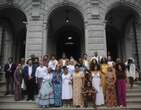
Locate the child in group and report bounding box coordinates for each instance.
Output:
[81,71,96,108]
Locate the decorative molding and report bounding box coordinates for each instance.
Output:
[90,0,100,19]
[45,0,86,22]
[31,0,41,19]
[6,0,13,5]
[120,0,126,3]
[90,0,99,5]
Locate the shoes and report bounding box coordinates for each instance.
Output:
[10,91,14,95]
[31,98,35,101]
[26,98,30,101]
[11,91,14,95]
[27,98,34,101]
[4,92,9,96]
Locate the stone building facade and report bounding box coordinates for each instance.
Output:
[0,0,141,68]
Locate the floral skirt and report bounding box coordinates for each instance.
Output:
[36,80,54,106]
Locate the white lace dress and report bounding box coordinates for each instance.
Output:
[92,71,104,105]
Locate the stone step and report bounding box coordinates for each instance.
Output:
[0,93,140,101]
[127,88,141,93]
[127,98,141,105]
[0,91,140,96]
[0,80,140,110]
[0,74,5,82]
[0,96,141,109]
[0,90,140,97]
[0,103,38,110]
[135,81,141,85]
[0,103,141,110]
[0,86,141,92]
[126,93,141,98]
[0,97,140,105]
[0,81,5,87]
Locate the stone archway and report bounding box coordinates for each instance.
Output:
[105,4,141,67]
[0,7,27,64]
[47,5,85,60]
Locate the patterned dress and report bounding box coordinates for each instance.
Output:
[116,70,127,107]
[73,72,84,107]
[37,73,54,107]
[105,71,117,107]
[52,71,62,107]
[100,64,108,94]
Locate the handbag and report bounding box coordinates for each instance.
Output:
[21,79,26,90]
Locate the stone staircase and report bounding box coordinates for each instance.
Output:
[0,73,141,110]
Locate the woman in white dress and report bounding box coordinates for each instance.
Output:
[62,66,73,106]
[126,58,136,88]
[90,64,104,106]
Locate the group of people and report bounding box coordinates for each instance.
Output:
[3,52,139,108]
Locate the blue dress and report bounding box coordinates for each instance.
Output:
[52,71,62,107]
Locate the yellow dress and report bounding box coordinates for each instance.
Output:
[73,72,84,107]
[100,64,109,95]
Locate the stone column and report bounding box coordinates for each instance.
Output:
[25,0,45,59]
[3,28,13,64]
[85,20,107,57]
[42,20,47,55]
[85,0,107,57]
[84,21,89,55]
[25,20,44,59]
[0,26,2,56]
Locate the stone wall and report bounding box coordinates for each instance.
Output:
[0,0,141,68]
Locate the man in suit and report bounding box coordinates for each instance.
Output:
[4,57,17,95]
[23,59,36,100]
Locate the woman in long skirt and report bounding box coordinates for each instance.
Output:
[73,64,84,107]
[52,65,62,107]
[126,58,136,88]
[100,57,108,96]
[62,66,72,106]
[14,64,23,101]
[37,68,54,108]
[91,64,104,106]
[116,63,127,107]
[105,66,117,107]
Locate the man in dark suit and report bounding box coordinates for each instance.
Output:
[4,57,17,95]
[23,59,36,100]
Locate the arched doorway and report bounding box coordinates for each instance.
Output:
[56,25,81,59]
[105,4,140,64]
[47,5,85,60]
[0,7,27,64]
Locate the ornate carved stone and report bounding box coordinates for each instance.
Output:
[31,0,41,19]
[120,0,126,3]
[6,0,13,5]
[90,0,100,19]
